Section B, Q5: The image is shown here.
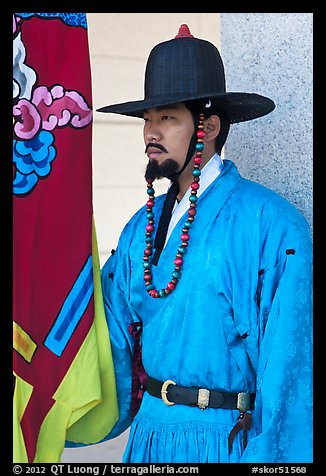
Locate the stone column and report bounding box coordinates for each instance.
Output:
[221,13,313,228]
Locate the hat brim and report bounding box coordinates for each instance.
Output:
[96,92,275,124]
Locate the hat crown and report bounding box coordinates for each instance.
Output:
[174,24,194,38]
[144,25,226,102]
[97,24,275,123]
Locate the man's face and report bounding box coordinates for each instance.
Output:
[143,103,194,180]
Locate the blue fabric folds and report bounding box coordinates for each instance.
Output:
[101,160,313,463]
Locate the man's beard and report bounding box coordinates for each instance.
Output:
[145,158,180,182]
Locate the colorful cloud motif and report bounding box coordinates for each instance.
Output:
[13,13,92,196]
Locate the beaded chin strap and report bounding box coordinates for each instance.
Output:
[143,112,206,298]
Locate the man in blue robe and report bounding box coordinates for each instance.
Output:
[97,24,312,463]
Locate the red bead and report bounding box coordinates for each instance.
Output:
[194,157,202,165]
[188,208,196,217]
[191,182,200,191]
[146,224,154,233]
[180,233,189,241]
[197,130,206,139]
[149,289,159,298]
[174,257,183,266]
[167,282,176,291]
[146,200,154,208]
[144,248,152,256]
[144,274,152,282]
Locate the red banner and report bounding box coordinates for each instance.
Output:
[13,13,96,462]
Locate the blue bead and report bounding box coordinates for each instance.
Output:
[146,284,154,291]
[192,169,201,177]
[143,261,151,269]
[172,270,181,279]
[159,289,167,297]
[145,236,153,243]
[178,246,187,254]
[189,195,198,203]
[184,220,193,228]
[195,143,204,151]
[146,212,154,220]
[147,187,155,195]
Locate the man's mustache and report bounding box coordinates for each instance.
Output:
[145,142,168,154]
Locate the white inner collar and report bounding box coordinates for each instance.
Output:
[164,153,224,246]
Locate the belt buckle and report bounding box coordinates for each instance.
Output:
[161,379,176,406]
[197,388,210,410]
[237,392,250,412]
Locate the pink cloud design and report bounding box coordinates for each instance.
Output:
[13,100,41,140]
[13,85,93,140]
[32,85,93,130]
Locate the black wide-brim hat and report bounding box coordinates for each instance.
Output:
[97,24,275,123]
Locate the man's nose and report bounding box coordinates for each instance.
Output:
[145,123,162,143]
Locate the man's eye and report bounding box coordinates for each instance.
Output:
[162,115,173,120]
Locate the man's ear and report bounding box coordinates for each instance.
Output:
[204,115,221,142]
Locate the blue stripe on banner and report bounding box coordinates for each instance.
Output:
[44,255,94,356]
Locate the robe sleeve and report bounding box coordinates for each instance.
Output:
[100,236,135,439]
[240,215,313,463]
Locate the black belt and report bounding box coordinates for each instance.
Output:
[147,376,255,411]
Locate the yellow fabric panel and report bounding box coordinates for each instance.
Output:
[13,374,33,463]
[33,399,72,463]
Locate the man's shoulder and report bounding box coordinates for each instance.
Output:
[237,175,284,201]
[222,161,303,220]
[238,176,302,214]
[239,179,310,243]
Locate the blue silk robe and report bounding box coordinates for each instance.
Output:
[101,159,313,463]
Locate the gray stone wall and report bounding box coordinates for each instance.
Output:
[221,13,313,229]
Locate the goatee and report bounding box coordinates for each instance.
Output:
[145,158,179,182]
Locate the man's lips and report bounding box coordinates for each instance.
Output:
[146,147,165,160]
[145,143,168,160]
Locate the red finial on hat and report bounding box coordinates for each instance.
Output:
[175,24,194,38]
